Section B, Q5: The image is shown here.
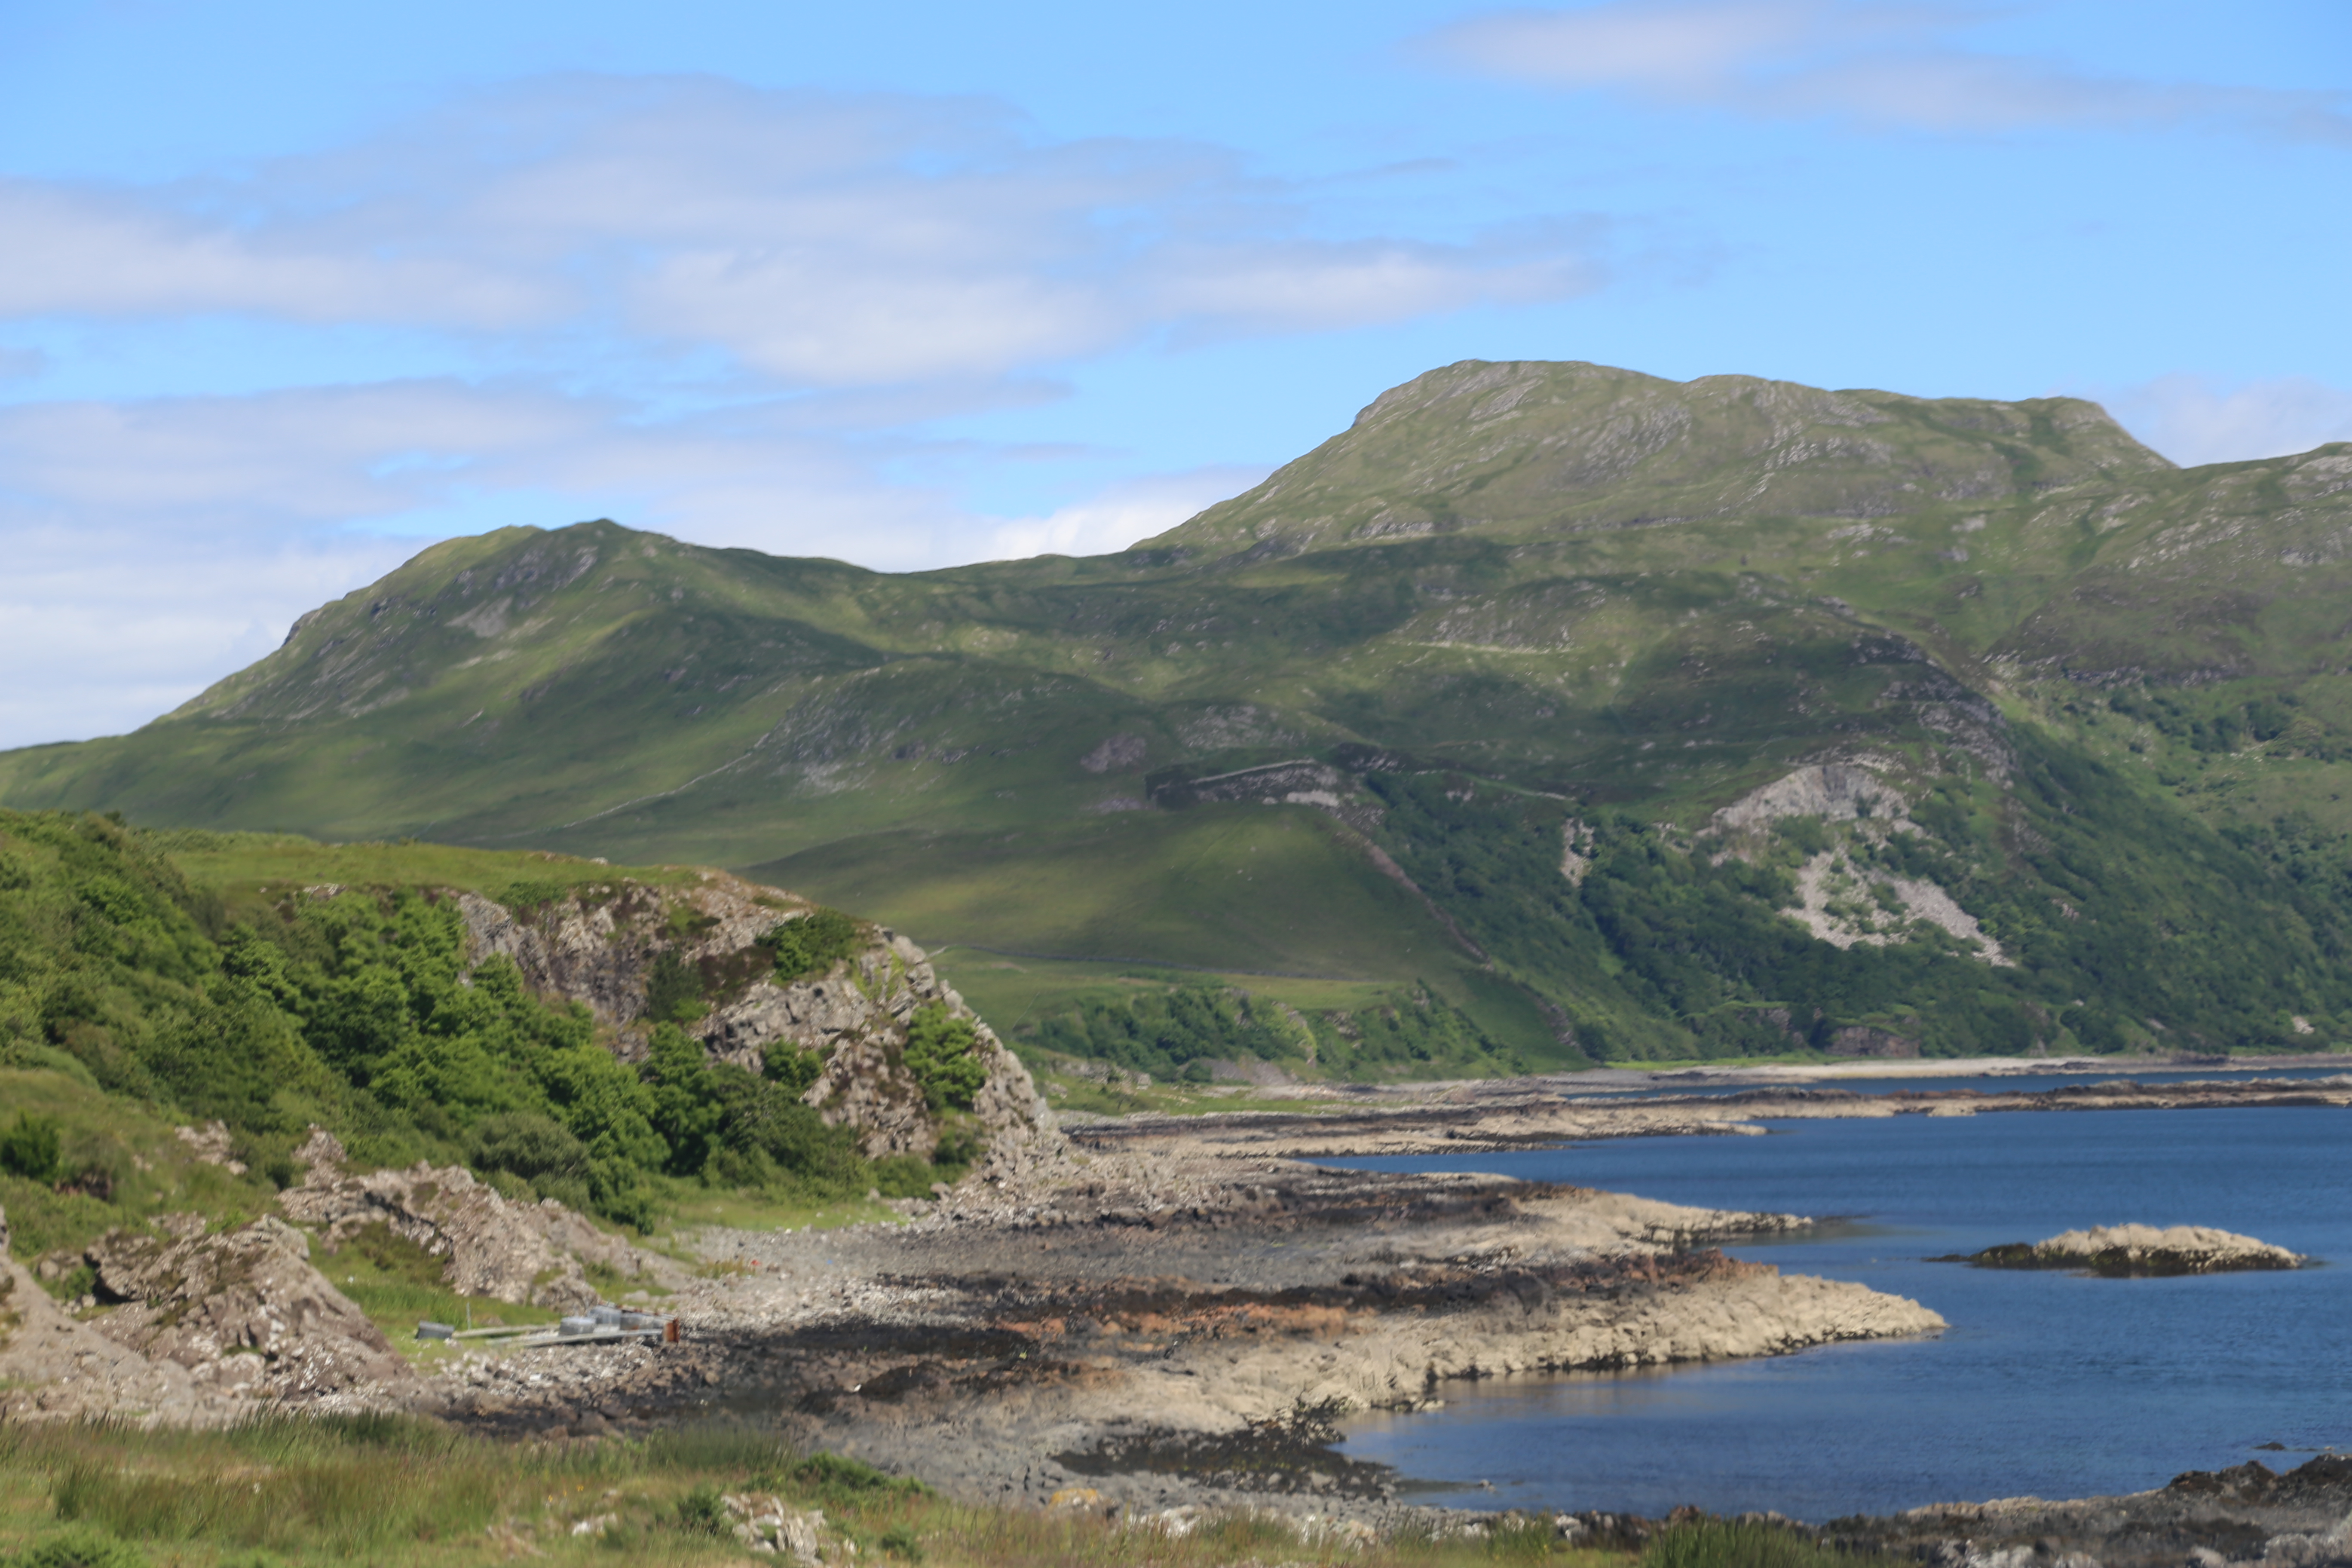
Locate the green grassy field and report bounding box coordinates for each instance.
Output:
[753,805,1447,981]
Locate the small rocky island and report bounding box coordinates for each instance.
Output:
[1944,1224,2305,1277]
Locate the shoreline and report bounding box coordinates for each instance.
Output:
[416,1159,1942,1528]
[11,1062,2346,1548]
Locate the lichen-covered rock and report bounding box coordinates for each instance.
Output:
[278,1133,665,1307]
[83,1215,417,1403]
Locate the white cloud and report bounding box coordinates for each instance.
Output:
[984,467,1274,561]
[0,76,1610,382]
[1426,1,2352,140]
[2096,374,2352,468]
[0,524,413,746]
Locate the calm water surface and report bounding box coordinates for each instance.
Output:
[1329,1104,2352,1520]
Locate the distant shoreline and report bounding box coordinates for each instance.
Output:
[1589,1051,2352,1088]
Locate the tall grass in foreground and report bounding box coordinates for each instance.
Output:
[0,1415,1667,1568]
[1642,1521,1889,1568]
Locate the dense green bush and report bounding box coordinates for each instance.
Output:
[1030,976,1509,1082]
[17,1524,150,1568]
[1033,982,1296,1079]
[643,949,705,1024]
[757,909,861,983]
[0,1110,61,1182]
[902,1003,983,1111]
[464,1112,593,1209]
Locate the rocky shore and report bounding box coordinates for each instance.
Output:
[1829,1453,2352,1568]
[418,1155,1939,1525]
[12,1029,2349,1534]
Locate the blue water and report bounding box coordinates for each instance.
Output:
[1559,1067,2352,1099]
[1329,1106,2352,1521]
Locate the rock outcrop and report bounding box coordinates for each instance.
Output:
[83,1213,419,1403]
[278,1131,667,1307]
[1954,1223,2303,1276]
[455,870,1060,1175]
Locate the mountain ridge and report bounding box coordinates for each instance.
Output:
[12,358,2352,1067]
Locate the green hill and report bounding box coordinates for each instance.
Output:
[10,359,2352,1066]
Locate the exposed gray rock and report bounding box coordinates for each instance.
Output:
[279,1134,670,1307]
[1715,762,1906,830]
[82,1215,419,1405]
[451,869,1061,1173]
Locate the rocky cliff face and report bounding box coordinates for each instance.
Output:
[456,870,1060,1175]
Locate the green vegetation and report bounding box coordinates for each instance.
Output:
[757,907,861,983]
[0,1418,1631,1568]
[1640,1521,1888,1568]
[0,1065,288,1275]
[1025,974,1519,1081]
[1363,744,2352,1057]
[1,1113,61,1183]
[901,1003,984,1111]
[0,812,965,1243]
[9,361,2352,1065]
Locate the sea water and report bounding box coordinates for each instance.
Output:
[1329,1103,2352,1520]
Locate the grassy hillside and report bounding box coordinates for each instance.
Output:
[9,360,2352,1064]
[0,811,982,1268]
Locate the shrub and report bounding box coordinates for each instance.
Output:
[674,1484,729,1537]
[0,1111,62,1183]
[789,1452,926,1501]
[764,1044,825,1096]
[902,1004,984,1112]
[644,949,705,1024]
[757,909,861,983]
[19,1525,148,1568]
[466,1112,590,1189]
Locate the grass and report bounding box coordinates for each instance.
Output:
[1639,1522,1893,1568]
[641,1185,907,1237]
[0,1068,286,1273]
[0,1418,1645,1568]
[153,832,698,923]
[751,806,1471,992]
[316,1220,566,1359]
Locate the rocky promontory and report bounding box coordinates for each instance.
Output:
[1948,1224,2305,1277]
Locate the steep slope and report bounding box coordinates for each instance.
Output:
[9,360,2352,1062]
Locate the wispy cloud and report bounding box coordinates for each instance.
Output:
[2096,374,2352,468]
[0,75,1611,382]
[984,466,1270,561]
[1424,1,2352,140]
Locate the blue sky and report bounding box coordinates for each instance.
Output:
[3,0,2349,747]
